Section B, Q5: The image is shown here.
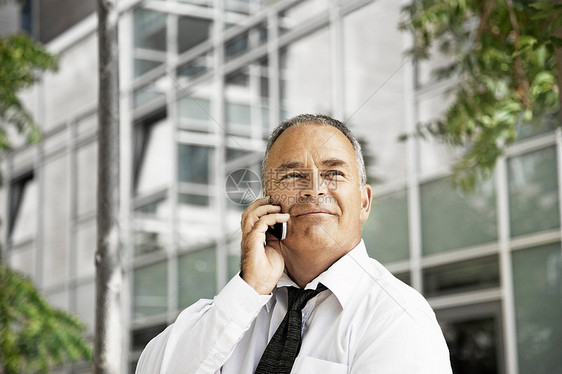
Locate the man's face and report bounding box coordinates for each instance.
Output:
[265,123,372,260]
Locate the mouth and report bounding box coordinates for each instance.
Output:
[295,211,335,217]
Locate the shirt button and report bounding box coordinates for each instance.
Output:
[215,353,225,360]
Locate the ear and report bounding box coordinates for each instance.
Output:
[359,184,373,222]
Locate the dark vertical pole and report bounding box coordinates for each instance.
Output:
[95,0,121,373]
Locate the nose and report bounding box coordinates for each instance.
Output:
[300,169,327,197]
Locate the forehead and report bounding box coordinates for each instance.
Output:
[267,123,356,166]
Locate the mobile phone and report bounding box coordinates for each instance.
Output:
[267,221,287,241]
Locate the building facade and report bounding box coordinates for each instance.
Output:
[1,0,561,373]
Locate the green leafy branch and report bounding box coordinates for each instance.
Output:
[399,0,562,191]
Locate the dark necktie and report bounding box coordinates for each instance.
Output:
[254,284,327,374]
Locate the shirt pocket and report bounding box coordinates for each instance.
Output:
[291,356,348,374]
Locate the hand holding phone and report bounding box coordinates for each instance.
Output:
[267,221,287,241]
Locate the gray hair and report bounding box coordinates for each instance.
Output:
[262,114,367,191]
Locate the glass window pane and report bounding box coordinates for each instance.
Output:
[508,146,560,237]
[178,16,212,53]
[75,282,95,334]
[279,0,328,34]
[228,252,241,280]
[133,230,166,257]
[77,142,97,216]
[178,96,211,123]
[134,9,166,51]
[512,243,562,374]
[179,193,210,206]
[362,189,409,264]
[76,223,96,279]
[225,63,269,138]
[423,255,500,298]
[177,53,212,82]
[133,76,167,108]
[135,198,170,221]
[134,58,162,78]
[43,156,69,288]
[178,247,217,309]
[420,177,497,255]
[8,244,34,278]
[9,174,36,244]
[225,32,248,60]
[343,0,407,183]
[135,119,172,196]
[178,144,213,184]
[280,28,331,117]
[43,35,97,129]
[133,261,168,319]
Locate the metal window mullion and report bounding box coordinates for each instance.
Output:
[35,78,46,289]
[2,154,13,258]
[167,11,181,320]
[329,0,344,120]
[401,18,422,292]
[556,128,562,256]
[495,155,519,374]
[68,120,78,316]
[214,0,228,291]
[118,10,134,373]
[267,8,280,131]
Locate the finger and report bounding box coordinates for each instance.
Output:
[242,204,282,233]
[251,213,290,234]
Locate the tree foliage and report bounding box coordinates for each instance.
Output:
[400,0,562,191]
[0,33,57,150]
[0,264,92,373]
[0,34,91,373]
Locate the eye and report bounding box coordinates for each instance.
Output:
[322,170,344,178]
[280,171,304,180]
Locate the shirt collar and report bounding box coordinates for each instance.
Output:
[267,240,370,311]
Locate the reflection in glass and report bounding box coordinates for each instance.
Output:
[43,156,69,288]
[178,16,212,53]
[134,119,171,196]
[440,315,502,374]
[225,63,269,137]
[225,32,248,60]
[423,256,500,298]
[133,262,168,319]
[9,173,36,244]
[178,144,213,184]
[343,0,407,183]
[134,230,166,256]
[508,146,559,237]
[178,95,211,132]
[280,29,331,117]
[512,243,562,374]
[179,193,210,206]
[134,9,166,51]
[362,190,409,264]
[177,54,212,81]
[134,59,162,78]
[420,177,497,255]
[178,247,217,308]
[77,143,97,216]
[133,77,167,108]
[279,0,328,34]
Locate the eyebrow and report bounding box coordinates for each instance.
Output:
[276,158,349,169]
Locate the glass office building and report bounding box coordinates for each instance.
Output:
[1,0,561,373]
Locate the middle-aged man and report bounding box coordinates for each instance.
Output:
[136,114,452,373]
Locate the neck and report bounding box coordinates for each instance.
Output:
[281,238,360,288]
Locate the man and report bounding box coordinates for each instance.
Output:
[136,114,452,373]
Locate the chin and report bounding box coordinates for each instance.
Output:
[286,226,339,250]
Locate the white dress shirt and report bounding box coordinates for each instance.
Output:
[136,240,452,374]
